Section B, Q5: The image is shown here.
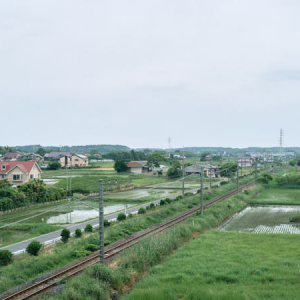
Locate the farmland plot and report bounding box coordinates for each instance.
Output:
[220,205,300,234]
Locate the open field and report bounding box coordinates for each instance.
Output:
[254,188,300,205]
[124,230,300,300]
[220,205,300,234]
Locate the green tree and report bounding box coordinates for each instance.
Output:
[0,250,13,266]
[117,213,126,221]
[167,160,181,178]
[147,152,167,167]
[114,160,128,173]
[220,163,237,178]
[36,147,47,156]
[75,229,82,238]
[26,240,42,256]
[85,224,93,233]
[61,228,70,243]
[138,207,146,214]
[48,161,61,170]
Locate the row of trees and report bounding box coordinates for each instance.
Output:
[0,180,71,212]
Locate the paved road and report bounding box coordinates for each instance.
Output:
[0,181,222,255]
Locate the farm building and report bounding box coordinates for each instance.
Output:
[0,161,42,185]
[127,161,150,174]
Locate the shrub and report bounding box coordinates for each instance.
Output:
[149,203,155,209]
[85,244,100,252]
[138,207,146,214]
[104,220,111,227]
[165,198,171,204]
[176,195,183,200]
[85,224,93,233]
[75,229,82,238]
[244,190,250,195]
[74,250,92,258]
[220,181,229,185]
[160,200,166,206]
[128,213,133,218]
[146,206,151,211]
[26,240,42,256]
[61,228,71,243]
[0,250,13,266]
[117,213,126,221]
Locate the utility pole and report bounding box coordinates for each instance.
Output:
[99,180,104,264]
[237,165,239,193]
[255,161,258,183]
[209,153,212,188]
[182,147,185,198]
[201,167,204,214]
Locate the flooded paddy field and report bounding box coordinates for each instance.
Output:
[220,205,300,234]
[104,188,179,200]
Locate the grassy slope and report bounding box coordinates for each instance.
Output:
[124,230,300,300]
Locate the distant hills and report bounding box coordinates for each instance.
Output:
[13,144,130,154]
[2,145,299,155]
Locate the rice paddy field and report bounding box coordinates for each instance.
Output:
[220,205,300,234]
[124,230,300,300]
[254,188,300,205]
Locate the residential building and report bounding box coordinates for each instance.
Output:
[4,152,21,161]
[71,154,88,167]
[44,152,72,167]
[127,161,150,174]
[23,153,44,162]
[185,164,220,178]
[0,161,42,185]
[238,156,253,167]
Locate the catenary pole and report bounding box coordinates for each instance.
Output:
[237,165,239,193]
[99,180,104,264]
[201,167,204,214]
[182,147,185,198]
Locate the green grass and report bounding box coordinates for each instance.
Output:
[124,230,300,300]
[254,188,300,205]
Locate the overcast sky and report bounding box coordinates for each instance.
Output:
[1,0,299,149]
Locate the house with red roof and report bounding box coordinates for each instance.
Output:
[0,161,42,185]
[127,161,150,174]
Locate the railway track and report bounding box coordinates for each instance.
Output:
[1,181,255,300]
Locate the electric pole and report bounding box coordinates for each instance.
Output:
[237,165,239,193]
[255,161,258,183]
[209,153,212,188]
[182,147,185,198]
[99,180,104,264]
[201,167,204,214]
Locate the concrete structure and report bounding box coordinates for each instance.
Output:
[0,161,42,185]
[71,154,88,167]
[127,161,150,174]
[185,164,220,178]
